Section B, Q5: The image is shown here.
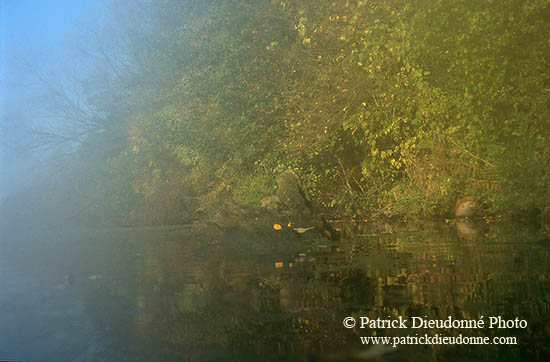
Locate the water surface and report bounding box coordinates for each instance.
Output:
[1,222,549,361]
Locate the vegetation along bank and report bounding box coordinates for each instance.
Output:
[3,0,549,229]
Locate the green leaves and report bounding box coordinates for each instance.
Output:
[41,0,548,224]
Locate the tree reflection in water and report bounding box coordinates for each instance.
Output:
[2,224,549,361]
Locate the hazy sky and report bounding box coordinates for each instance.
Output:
[1,0,97,198]
[2,0,95,46]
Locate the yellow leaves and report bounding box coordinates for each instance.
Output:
[380,149,393,159]
[390,158,403,170]
[266,41,279,50]
[293,226,315,233]
[273,223,315,233]
[289,121,302,131]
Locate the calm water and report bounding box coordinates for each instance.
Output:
[1,222,549,361]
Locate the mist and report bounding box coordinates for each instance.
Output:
[1,0,139,226]
[1,0,95,197]
[0,1,549,361]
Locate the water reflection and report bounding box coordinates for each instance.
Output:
[455,219,480,240]
[1,223,549,361]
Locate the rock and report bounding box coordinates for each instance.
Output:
[259,195,282,211]
[455,196,477,218]
[260,170,340,240]
[275,169,313,217]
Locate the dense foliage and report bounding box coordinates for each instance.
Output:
[4,0,549,225]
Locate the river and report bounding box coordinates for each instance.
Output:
[1,221,549,361]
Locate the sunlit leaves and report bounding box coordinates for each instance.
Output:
[45,0,549,223]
